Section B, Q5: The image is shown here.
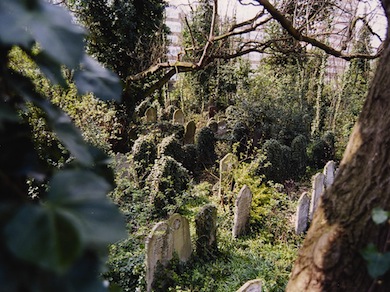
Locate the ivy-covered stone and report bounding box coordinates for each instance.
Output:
[196,127,216,166]
[131,134,157,186]
[146,156,190,218]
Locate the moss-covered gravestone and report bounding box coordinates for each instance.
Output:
[295,192,310,234]
[323,160,336,189]
[309,173,325,220]
[236,279,262,292]
[195,205,218,259]
[219,153,238,204]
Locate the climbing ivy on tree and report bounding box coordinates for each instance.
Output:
[0,0,126,290]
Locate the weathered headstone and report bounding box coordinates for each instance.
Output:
[183,120,196,144]
[236,279,262,292]
[323,160,336,189]
[173,109,185,124]
[166,213,192,262]
[219,153,238,202]
[145,107,157,123]
[217,119,228,135]
[145,214,192,291]
[295,192,310,234]
[145,222,169,292]
[233,185,253,238]
[195,205,218,259]
[207,119,218,133]
[309,173,325,220]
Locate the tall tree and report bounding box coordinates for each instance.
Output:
[286,1,390,290]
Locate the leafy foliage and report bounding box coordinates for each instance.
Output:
[0,0,126,290]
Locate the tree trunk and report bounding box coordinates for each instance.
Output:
[287,2,390,291]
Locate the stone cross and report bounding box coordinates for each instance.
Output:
[295,192,310,234]
[173,109,185,124]
[183,120,196,144]
[195,205,218,259]
[323,160,336,189]
[233,185,252,238]
[309,173,325,220]
[145,107,157,123]
[236,279,262,292]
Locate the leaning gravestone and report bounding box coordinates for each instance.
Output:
[219,153,238,201]
[323,160,336,189]
[309,173,325,220]
[195,205,218,259]
[233,185,252,238]
[236,279,262,292]
[145,107,157,123]
[145,222,169,292]
[295,192,310,234]
[173,109,185,124]
[183,120,196,144]
[166,213,192,262]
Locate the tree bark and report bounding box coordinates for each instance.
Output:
[287,2,390,291]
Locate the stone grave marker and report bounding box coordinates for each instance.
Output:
[219,153,238,201]
[233,185,252,238]
[236,279,262,292]
[145,107,157,123]
[195,205,218,259]
[323,160,336,189]
[183,120,196,144]
[217,119,228,135]
[145,213,192,291]
[166,213,192,262]
[295,192,310,234]
[173,109,185,124]
[309,173,325,220]
[145,222,169,292]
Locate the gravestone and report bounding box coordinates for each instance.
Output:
[173,109,185,124]
[166,213,192,262]
[207,119,218,133]
[145,222,169,292]
[233,185,252,238]
[145,214,192,291]
[217,119,228,135]
[145,107,157,123]
[195,205,218,259]
[219,153,238,202]
[236,279,262,292]
[183,120,196,144]
[309,173,325,220]
[323,160,336,189]
[295,192,310,234]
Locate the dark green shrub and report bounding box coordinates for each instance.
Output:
[158,134,184,162]
[131,134,157,186]
[257,139,284,182]
[146,156,190,218]
[231,121,249,158]
[291,134,308,178]
[182,144,198,173]
[308,131,335,169]
[196,127,216,167]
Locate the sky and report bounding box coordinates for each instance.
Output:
[166,0,387,48]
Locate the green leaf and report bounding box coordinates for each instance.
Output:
[33,51,67,86]
[0,0,85,68]
[372,208,389,224]
[47,170,126,247]
[74,55,122,102]
[5,204,83,273]
[361,244,390,278]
